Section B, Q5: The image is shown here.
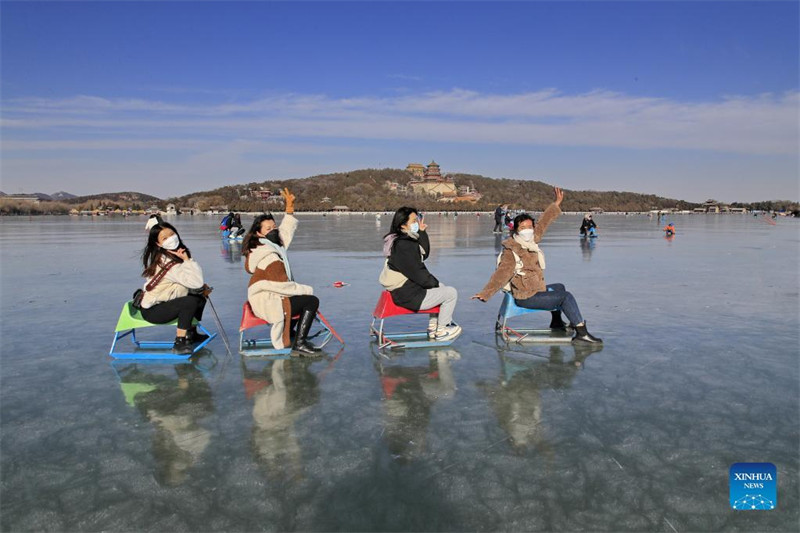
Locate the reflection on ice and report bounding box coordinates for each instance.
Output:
[112,357,216,486]
[0,214,797,531]
[243,350,343,481]
[479,344,603,455]
[374,349,459,463]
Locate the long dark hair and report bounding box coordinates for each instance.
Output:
[385,206,418,238]
[141,222,190,277]
[243,213,277,256]
[511,213,535,236]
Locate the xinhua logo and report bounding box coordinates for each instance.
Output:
[730,463,777,510]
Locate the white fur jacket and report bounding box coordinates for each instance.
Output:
[244,215,313,349]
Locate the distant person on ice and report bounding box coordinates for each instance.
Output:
[579,214,597,236]
[242,189,320,356]
[380,207,461,342]
[493,204,508,234]
[472,187,603,344]
[222,212,245,238]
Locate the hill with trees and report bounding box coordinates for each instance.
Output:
[169,168,700,213]
[3,169,798,215]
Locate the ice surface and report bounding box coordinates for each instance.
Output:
[1,213,798,531]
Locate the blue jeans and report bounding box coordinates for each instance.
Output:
[514,283,584,325]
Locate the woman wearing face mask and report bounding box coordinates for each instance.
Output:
[140,223,210,354]
[472,187,602,344]
[242,188,319,356]
[380,207,461,341]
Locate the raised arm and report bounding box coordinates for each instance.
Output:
[534,186,564,243]
[472,248,516,302]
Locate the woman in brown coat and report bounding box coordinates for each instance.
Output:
[472,187,602,344]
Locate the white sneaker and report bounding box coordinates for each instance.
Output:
[427,316,439,338]
[433,323,462,342]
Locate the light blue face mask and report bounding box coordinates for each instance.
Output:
[409,222,420,234]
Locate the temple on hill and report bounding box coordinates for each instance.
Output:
[405,163,425,178]
[407,160,458,199]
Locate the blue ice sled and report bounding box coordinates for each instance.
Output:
[109,301,217,360]
[495,291,573,344]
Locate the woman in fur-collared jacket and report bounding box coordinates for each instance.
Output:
[243,189,320,356]
[472,187,602,344]
[139,222,211,355]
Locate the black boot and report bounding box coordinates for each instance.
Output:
[186,326,209,344]
[292,309,320,356]
[572,322,603,344]
[172,336,193,355]
[549,311,567,330]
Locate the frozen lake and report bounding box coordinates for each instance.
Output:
[1,212,798,532]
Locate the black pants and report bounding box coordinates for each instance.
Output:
[289,295,319,335]
[141,294,206,331]
[289,295,319,317]
[493,220,503,232]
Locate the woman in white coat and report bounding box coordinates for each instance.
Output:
[243,189,319,356]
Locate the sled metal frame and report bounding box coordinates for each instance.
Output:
[238,302,344,357]
[370,291,457,351]
[109,301,217,360]
[495,291,573,344]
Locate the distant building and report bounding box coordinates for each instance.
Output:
[385,181,409,193]
[1,196,40,205]
[321,196,331,203]
[251,189,273,200]
[165,203,177,215]
[405,163,425,178]
[700,199,728,213]
[409,161,458,199]
[332,205,349,212]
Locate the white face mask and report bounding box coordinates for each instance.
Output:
[518,228,534,242]
[160,235,180,250]
[408,222,420,234]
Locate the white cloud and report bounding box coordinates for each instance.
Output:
[1,88,797,199]
[3,89,798,155]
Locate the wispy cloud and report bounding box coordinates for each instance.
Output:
[3,89,797,155]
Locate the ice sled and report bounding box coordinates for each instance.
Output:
[109,301,217,360]
[239,301,344,357]
[221,229,244,241]
[370,290,459,350]
[495,291,573,344]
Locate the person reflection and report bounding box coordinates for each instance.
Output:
[376,349,459,463]
[579,234,595,261]
[220,239,242,263]
[494,232,504,253]
[117,362,214,486]
[479,344,602,456]
[246,358,321,481]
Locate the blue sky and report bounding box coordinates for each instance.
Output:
[2,1,798,202]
